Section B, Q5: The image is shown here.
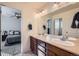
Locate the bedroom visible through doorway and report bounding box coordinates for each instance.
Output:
[1,5,21,56]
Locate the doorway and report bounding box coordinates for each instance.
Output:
[1,6,21,56]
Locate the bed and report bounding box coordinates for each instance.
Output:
[4,30,21,46]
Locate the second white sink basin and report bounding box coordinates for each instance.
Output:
[68,37,77,40]
[46,35,75,46]
[51,38,75,46]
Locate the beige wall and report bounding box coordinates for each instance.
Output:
[52,7,79,37]
[21,9,38,53]
[40,6,79,38]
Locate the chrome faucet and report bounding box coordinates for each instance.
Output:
[61,32,68,41]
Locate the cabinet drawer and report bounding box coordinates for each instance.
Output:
[30,37,37,42]
[31,40,37,45]
[38,40,46,48]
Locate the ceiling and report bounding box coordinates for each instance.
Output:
[0,2,47,10]
[0,2,55,12]
[0,2,71,15]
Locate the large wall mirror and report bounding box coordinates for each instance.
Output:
[46,18,62,35]
[54,18,62,35]
[47,19,53,34]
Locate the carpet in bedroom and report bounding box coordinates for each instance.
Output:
[1,41,21,56]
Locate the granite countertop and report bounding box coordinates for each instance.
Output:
[30,34,79,55]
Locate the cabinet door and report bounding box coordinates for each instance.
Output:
[46,43,76,56]
[46,50,56,56]
[30,36,37,55]
[46,43,56,56]
[51,45,75,56]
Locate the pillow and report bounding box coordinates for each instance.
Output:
[13,31,20,35]
[9,31,13,35]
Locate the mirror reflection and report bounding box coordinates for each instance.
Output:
[47,18,62,36]
[54,18,62,35]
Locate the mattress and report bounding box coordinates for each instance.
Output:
[5,35,21,46]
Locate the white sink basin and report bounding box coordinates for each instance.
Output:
[51,38,75,46]
[68,37,77,40]
[46,35,75,46]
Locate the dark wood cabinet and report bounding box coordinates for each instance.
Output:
[30,36,77,56]
[46,43,76,56]
[46,50,56,56]
[30,36,38,55]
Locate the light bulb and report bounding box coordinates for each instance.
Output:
[53,3,58,8]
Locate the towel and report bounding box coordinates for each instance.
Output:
[71,12,79,28]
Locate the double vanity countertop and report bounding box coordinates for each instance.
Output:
[30,34,79,55]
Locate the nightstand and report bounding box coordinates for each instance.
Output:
[2,35,8,41]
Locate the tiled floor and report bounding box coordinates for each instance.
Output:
[17,51,36,56]
[1,51,36,56]
[1,52,12,56]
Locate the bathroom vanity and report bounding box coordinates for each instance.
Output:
[30,35,79,56]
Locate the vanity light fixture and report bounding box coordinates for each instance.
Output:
[53,3,58,7]
[42,10,45,13]
[39,12,42,15]
[52,2,59,9]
